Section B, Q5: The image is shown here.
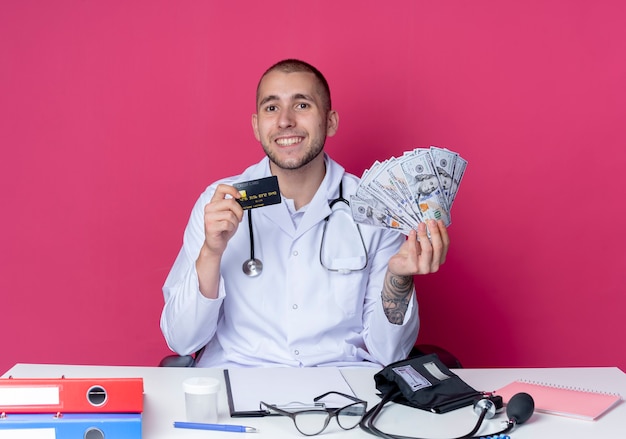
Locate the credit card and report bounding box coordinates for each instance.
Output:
[234,176,281,210]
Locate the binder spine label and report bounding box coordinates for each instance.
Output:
[0,428,56,438]
[0,387,60,407]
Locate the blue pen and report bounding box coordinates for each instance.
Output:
[174,421,259,433]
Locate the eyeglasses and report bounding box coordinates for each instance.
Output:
[260,391,368,436]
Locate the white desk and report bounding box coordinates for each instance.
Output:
[3,363,624,438]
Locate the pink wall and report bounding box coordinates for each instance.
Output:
[2,1,625,373]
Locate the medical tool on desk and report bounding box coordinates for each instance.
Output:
[359,354,535,439]
[243,181,368,277]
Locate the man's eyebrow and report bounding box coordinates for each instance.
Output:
[258,95,279,107]
[292,93,314,101]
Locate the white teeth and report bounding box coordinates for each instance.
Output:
[276,137,302,146]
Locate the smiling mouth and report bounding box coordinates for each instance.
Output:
[275,136,304,146]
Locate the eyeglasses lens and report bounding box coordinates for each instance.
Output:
[337,403,366,429]
[293,410,331,436]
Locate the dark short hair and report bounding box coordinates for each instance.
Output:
[256,59,332,112]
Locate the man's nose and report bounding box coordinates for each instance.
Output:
[278,108,295,128]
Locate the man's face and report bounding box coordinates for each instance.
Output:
[252,70,338,171]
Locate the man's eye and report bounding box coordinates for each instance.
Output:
[296,103,309,109]
[265,105,277,112]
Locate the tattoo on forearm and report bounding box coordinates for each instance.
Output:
[381,271,414,325]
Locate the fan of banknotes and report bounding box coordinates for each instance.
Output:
[350,146,467,235]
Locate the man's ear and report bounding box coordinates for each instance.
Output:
[326,110,339,137]
[251,114,260,141]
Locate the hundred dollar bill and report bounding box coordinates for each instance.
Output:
[387,160,421,224]
[358,161,418,230]
[429,145,457,209]
[370,159,420,229]
[355,180,415,232]
[352,146,466,233]
[400,150,452,226]
[350,195,411,235]
[449,154,467,209]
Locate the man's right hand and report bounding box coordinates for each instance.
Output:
[195,184,244,298]
[201,184,244,256]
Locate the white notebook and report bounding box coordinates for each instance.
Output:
[224,367,355,417]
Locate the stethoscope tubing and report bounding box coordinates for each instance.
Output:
[241,180,368,277]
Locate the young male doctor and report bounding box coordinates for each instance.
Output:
[160,59,450,367]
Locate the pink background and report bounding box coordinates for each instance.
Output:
[2,1,625,373]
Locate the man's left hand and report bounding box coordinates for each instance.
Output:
[388,220,450,276]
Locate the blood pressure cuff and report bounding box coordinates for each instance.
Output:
[374,354,482,414]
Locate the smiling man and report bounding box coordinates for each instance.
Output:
[160,59,449,367]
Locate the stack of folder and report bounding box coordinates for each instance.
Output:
[0,376,143,438]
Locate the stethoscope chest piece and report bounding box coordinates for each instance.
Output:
[242,258,263,277]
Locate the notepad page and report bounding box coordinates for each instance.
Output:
[226,367,355,412]
[497,380,622,421]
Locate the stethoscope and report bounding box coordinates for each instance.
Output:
[242,181,368,277]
